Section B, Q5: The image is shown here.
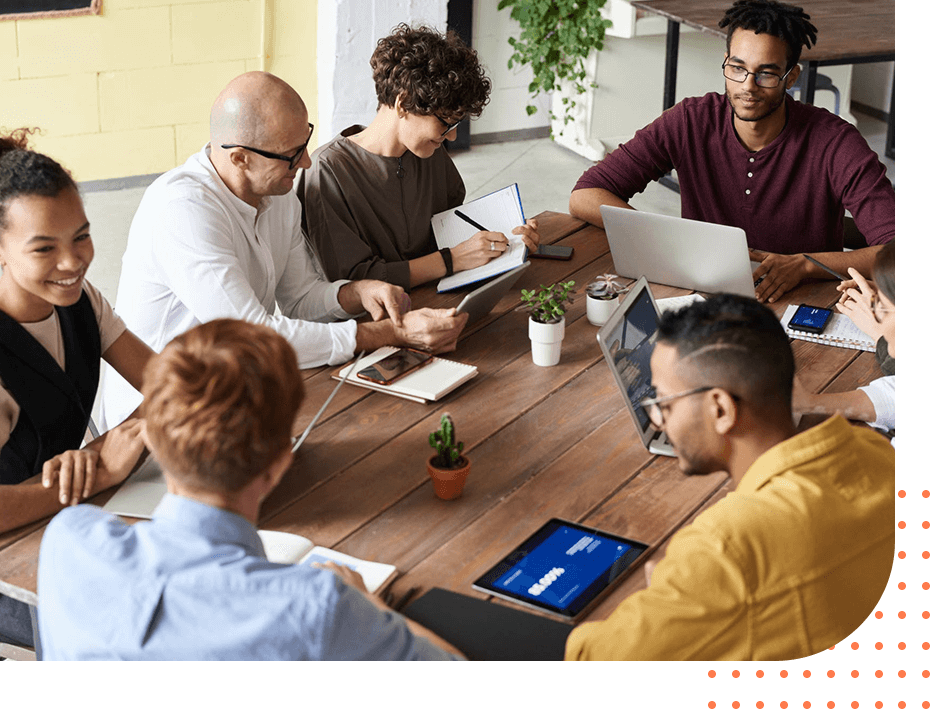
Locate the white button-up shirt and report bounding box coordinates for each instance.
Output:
[101,147,357,429]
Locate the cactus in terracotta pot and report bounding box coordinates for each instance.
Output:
[427,413,470,500]
[429,412,465,469]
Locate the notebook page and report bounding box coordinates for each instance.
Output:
[431,184,526,249]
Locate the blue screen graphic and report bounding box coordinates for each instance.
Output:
[490,525,632,610]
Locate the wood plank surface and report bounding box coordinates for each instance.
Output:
[631,0,894,63]
[0,212,887,625]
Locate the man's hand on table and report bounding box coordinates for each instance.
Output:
[354,306,467,355]
[396,308,467,353]
[750,250,809,303]
[41,418,146,506]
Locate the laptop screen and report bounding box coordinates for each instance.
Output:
[601,285,659,433]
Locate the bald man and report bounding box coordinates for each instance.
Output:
[101,72,466,429]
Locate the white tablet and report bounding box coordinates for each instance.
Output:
[455,261,530,323]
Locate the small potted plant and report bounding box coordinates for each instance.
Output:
[427,412,471,500]
[519,280,575,366]
[585,273,628,326]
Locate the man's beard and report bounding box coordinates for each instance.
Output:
[726,87,787,123]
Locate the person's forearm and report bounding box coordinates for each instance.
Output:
[408,252,447,288]
[336,282,365,315]
[802,246,883,281]
[798,389,877,423]
[569,188,633,228]
[368,593,466,659]
[0,477,66,534]
[354,319,399,352]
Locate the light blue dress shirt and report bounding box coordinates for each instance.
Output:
[37,494,458,660]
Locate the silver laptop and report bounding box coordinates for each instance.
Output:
[596,276,675,457]
[600,205,755,298]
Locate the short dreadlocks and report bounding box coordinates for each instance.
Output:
[719,0,818,71]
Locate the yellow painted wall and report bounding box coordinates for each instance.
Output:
[0,0,318,182]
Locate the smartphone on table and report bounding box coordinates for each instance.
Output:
[530,244,574,260]
[356,348,433,385]
[787,304,833,334]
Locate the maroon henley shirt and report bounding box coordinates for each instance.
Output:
[574,93,895,253]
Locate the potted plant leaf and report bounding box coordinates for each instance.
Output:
[585,273,628,326]
[518,280,575,366]
[427,412,470,500]
[497,0,612,134]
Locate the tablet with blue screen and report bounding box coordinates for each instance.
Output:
[472,519,649,620]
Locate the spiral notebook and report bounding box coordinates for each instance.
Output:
[333,347,478,403]
[779,305,876,352]
[431,183,528,292]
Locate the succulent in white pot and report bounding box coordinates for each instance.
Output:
[585,273,628,326]
[518,280,575,366]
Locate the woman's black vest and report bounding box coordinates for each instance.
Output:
[0,292,100,485]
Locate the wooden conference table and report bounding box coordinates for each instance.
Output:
[0,212,885,636]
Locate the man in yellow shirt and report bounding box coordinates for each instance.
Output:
[565,295,894,661]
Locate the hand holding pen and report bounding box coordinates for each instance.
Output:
[451,210,540,271]
[449,210,510,271]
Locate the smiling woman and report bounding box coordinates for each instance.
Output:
[0,129,154,541]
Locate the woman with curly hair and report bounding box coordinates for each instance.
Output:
[298,24,539,290]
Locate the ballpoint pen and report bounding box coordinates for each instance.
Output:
[803,254,847,281]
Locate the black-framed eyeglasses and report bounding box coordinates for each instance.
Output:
[435,115,462,138]
[221,122,314,169]
[638,386,715,428]
[722,61,792,89]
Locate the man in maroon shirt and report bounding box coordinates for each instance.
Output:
[569,0,894,304]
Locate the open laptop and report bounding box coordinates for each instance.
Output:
[596,276,675,457]
[600,205,756,298]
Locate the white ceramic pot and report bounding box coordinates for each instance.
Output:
[586,293,620,326]
[528,317,565,367]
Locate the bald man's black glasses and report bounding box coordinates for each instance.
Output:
[221,122,314,169]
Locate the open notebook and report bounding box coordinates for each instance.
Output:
[257,530,397,594]
[431,183,528,292]
[333,347,478,403]
[780,305,876,352]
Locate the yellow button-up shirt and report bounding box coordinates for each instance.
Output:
[565,415,895,661]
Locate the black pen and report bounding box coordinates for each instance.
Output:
[454,209,489,233]
[803,254,846,281]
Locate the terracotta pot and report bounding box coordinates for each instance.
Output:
[427,456,471,500]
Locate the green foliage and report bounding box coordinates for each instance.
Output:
[428,412,465,469]
[497,0,611,133]
[519,280,576,324]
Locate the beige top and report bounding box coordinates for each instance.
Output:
[0,280,126,449]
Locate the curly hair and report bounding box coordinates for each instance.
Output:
[0,127,76,234]
[719,0,818,70]
[142,319,305,494]
[371,23,491,120]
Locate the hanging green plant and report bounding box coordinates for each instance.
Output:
[497,0,612,132]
